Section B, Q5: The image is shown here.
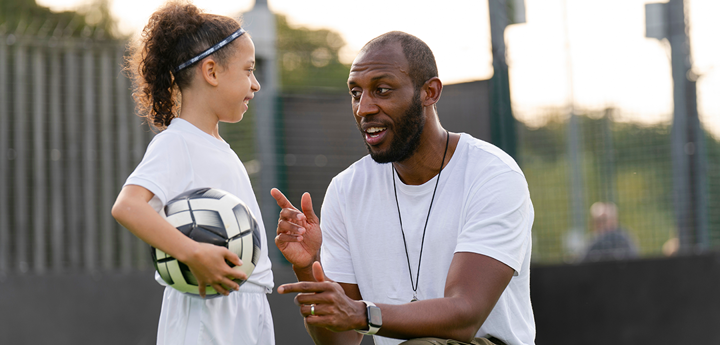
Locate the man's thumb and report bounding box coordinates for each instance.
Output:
[312,261,325,282]
[301,192,317,221]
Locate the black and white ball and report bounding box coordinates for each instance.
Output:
[151,187,261,296]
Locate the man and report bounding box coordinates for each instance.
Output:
[582,202,638,262]
[271,31,535,345]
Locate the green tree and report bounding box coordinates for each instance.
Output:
[0,0,118,39]
[276,14,350,93]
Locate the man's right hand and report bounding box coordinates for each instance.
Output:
[271,188,322,271]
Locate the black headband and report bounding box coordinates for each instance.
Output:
[174,27,246,73]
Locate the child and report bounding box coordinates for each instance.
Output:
[111,2,274,344]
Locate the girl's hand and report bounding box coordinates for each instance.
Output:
[183,242,248,298]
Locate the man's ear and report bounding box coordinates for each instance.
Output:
[421,77,443,107]
[199,58,219,87]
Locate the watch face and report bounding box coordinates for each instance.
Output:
[368,306,382,326]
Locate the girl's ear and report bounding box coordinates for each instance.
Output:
[199,58,220,87]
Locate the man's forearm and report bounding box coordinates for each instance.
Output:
[306,322,364,345]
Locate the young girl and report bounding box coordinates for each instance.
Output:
[111,2,274,344]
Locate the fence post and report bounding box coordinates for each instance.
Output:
[32,44,47,274]
[100,46,114,270]
[14,42,29,273]
[115,45,133,271]
[0,36,9,273]
[49,41,64,273]
[65,44,82,269]
[83,45,97,272]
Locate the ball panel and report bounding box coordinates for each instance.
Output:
[232,203,252,234]
[165,211,194,233]
[251,221,261,266]
[164,198,190,217]
[198,188,227,200]
[167,259,195,294]
[156,259,174,285]
[188,210,227,246]
[178,261,198,286]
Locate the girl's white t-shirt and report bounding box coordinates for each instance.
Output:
[124,118,274,344]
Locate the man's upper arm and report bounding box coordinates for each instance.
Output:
[444,252,514,328]
[338,282,363,301]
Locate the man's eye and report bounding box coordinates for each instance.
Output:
[350,90,361,98]
[378,88,390,94]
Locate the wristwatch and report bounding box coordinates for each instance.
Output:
[355,300,382,335]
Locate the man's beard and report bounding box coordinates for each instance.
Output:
[363,91,425,163]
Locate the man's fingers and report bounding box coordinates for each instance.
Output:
[312,261,325,282]
[279,208,306,224]
[271,188,295,210]
[275,232,304,245]
[278,281,328,294]
[301,192,318,222]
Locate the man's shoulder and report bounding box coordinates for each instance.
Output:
[457,133,524,176]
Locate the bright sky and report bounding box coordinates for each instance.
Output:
[38,0,720,137]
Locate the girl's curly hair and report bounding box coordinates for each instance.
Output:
[127,1,242,130]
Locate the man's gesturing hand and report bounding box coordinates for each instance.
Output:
[271,188,322,270]
[278,262,367,332]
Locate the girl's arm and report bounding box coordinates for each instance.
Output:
[111,185,247,297]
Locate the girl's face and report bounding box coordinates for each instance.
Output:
[215,35,261,123]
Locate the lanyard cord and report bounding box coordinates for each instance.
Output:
[391,130,449,302]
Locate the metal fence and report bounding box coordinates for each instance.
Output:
[518,108,720,263]
[0,34,153,273]
[2,31,718,274]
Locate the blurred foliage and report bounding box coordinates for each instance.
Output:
[276,14,350,93]
[518,112,720,263]
[0,0,118,39]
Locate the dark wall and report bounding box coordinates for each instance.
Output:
[0,272,164,345]
[436,80,491,142]
[0,265,370,345]
[532,253,720,345]
[4,254,720,344]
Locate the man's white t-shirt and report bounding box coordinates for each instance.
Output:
[320,133,535,345]
[124,118,274,345]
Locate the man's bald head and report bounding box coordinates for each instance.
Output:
[359,31,438,91]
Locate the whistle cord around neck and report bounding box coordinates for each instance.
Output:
[391,130,449,302]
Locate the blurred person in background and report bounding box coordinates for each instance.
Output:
[582,202,639,262]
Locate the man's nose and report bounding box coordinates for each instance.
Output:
[355,94,378,117]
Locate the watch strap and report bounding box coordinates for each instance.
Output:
[355,300,381,335]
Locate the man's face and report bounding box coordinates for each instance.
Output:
[347,43,425,163]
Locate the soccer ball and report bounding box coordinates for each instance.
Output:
[151,187,261,297]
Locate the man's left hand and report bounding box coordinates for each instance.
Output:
[278,261,367,332]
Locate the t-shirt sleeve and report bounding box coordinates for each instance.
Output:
[319,177,357,284]
[455,170,533,274]
[124,132,193,208]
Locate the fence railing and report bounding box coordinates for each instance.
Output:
[0,34,153,273]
